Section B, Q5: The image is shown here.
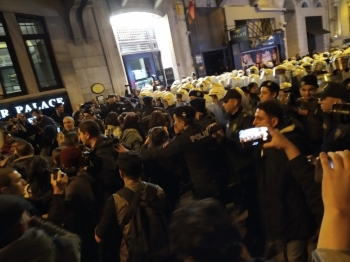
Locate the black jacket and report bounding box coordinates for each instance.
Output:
[141,105,165,118]
[322,114,350,152]
[87,136,122,196]
[197,112,217,127]
[165,104,176,118]
[256,118,320,241]
[141,123,229,199]
[0,224,80,262]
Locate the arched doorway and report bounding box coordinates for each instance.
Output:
[110,12,179,90]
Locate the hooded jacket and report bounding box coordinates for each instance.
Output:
[120,128,143,152]
[256,117,321,241]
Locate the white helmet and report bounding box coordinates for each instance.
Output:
[154,91,166,100]
[181,78,190,85]
[227,77,241,89]
[176,88,189,102]
[139,90,154,99]
[196,80,211,93]
[141,84,153,92]
[171,84,180,94]
[237,70,245,77]
[246,66,259,76]
[162,92,175,107]
[203,94,213,105]
[208,83,225,99]
[240,76,249,87]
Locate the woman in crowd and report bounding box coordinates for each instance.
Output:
[104,112,122,139]
[119,112,144,151]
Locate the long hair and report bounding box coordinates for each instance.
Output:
[149,111,166,129]
[26,156,51,198]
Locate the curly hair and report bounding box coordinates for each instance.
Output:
[26,155,51,198]
[123,112,140,130]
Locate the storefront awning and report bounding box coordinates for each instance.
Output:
[307,28,330,36]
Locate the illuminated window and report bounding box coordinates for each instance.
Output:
[0,14,26,97]
[16,16,62,90]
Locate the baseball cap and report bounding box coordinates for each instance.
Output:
[300,75,318,87]
[0,195,28,237]
[174,106,196,119]
[313,82,350,100]
[220,89,242,102]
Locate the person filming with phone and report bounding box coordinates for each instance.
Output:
[251,99,323,261]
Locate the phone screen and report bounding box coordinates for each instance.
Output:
[57,127,61,133]
[239,127,269,144]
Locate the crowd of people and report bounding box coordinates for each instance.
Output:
[1,63,350,262]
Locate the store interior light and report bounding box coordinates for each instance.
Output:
[334,35,338,38]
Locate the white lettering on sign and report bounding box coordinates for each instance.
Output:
[189,129,210,143]
[15,106,23,113]
[48,99,56,107]
[0,97,65,119]
[41,101,49,109]
[0,109,9,119]
[56,97,64,105]
[25,104,32,113]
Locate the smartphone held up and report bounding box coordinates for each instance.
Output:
[239,127,270,146]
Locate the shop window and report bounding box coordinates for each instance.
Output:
[16,16,62,90]
[0,15,27,97]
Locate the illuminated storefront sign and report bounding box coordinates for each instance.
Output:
[0,92,72,120]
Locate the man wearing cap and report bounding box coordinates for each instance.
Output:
[314,82,350,152]
[296,75,324,155]
[138,106,229,201]
[189,98,217,127]
[0,195,81,261]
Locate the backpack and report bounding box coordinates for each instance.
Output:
[116,183,170,262]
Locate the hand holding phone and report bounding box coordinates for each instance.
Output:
[239,127,269,145]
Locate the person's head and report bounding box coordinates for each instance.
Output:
[173,106,196,132]
[65,132,79,147]
[253,99,284,128]
[55,103,64,114]
[10,139,19,155]
[63,116,75,131]
[259,81,280,102]
[78,120,102,146]
[220,89,242,115]
[52,147,63,168]
[7,124,18,134]
[107,94,116,103]
[0,195,32,249]
[0,168,26,196]
[123,112,140,130]
[143,96,154,106]
[15,141,34,157]
[105,112,121,127]
[117,151,143,181]
[72,111,83,122]
[299,75,318,101]
[248,82,259,94]
[148,126,169,147]
[256,52,262,63]
[26,156,51,198]
[149,111,166,129]
[314,82,350,113]
[30,109,43,121]
[60,147,83,175]
[83,108,96,120]
[170,198,241,262]
[189,98,206,119]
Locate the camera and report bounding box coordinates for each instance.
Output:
[331,103,350,124]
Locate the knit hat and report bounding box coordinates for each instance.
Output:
[60,147,82,169]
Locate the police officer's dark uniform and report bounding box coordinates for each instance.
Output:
[141,106,229,200]
[189,98,217,127]
[314,82,350,152]
[123,99,143,117]
[296,76,324,155]
[165,104,176,118]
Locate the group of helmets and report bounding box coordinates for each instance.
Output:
[135,45,350,108]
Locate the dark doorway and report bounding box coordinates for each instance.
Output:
[202,49,230,76]
[305,16,330,55]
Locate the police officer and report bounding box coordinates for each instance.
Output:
[314,82,350,152]
[189,98,218,127]
[140,106,229,201]
[296,75,324,156]
[141,96,165,118]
